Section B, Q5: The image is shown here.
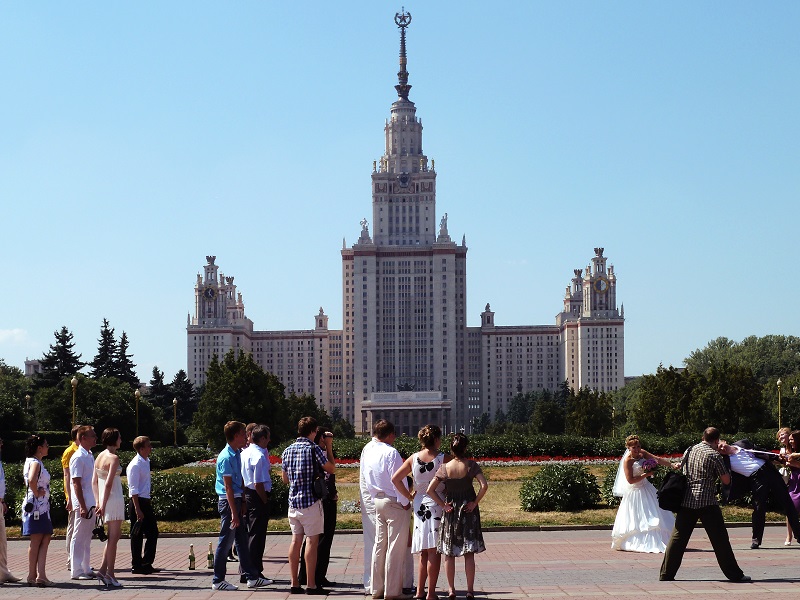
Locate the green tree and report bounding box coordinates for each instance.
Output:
[35,375,171,443]
[169,369,196,428]
[0,359,32,432]
[148,366,170,412]
[190,350,289,448]
[629,365,694,435]
[286,393,332,434]
[566,387,613,437]
[89,318,118,379]
[688,362,765,432]
[530,389,565,435]
[36,326,85,389]
[470,412,491,434]
[507,392,534,424]
[114,331,139,387]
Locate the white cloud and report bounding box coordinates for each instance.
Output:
[0,328,30,345]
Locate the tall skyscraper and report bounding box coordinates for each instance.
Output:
[186,11,624,434]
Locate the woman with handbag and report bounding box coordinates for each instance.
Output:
[22,434,53,586]
[611,435,678,553]
[92,428,125,588]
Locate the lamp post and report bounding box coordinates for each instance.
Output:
[71,376,78,428]
[134,389,141,437]
[25,394,30,410]
[173,397,178,447]
[778,378,783,430]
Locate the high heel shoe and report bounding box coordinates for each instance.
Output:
[97,572,111,587]
[786,539,793,546]
[108,576,123,588]
[36,578,55,587]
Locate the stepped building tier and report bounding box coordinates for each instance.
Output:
[187,11,624,434]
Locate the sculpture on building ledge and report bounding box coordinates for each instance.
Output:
[594,247,604,257]
[439,212,448,237]
[206,255,216,265]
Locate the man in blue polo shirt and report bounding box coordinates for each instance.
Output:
[211,421,271,591]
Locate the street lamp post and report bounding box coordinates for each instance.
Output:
[134,389,141,437]
[173,397,178,447]
[71,376,78,428]
[778,378,783,430]
[25,394,30,410]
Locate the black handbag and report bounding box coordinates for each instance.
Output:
[311,452,329,501]
[657,446,692,512]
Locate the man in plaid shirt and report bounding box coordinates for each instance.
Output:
[282,417,335,595]
[660,427,750,582]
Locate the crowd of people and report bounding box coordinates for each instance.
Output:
[7,417,800,589]
[0,425,159,588]
[0,417,489,596]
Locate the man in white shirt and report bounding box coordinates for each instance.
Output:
[69,426,97,580]
[241,424,272,581]
[718,439,800,548]
[127,436,159,574]
[359,427,379,593]
[362,420,411,600]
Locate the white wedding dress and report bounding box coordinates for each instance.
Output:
[610,452,675,553]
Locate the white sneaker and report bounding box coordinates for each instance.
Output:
[247,577,273,588]
[212,580,239,591]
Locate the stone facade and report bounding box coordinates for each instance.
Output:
[186,13,624,434]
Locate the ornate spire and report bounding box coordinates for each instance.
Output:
[394,8,412,100]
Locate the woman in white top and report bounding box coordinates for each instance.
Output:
[392,425,448,600]
[23,434,53,586]
[92,428,124,588]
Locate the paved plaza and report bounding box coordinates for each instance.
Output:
[3,526,800,599]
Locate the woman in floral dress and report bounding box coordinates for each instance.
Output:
[392,425,447,600]
[426,434,488,600]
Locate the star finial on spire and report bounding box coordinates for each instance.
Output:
[394,8,412,100]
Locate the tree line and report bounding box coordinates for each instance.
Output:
[474,335,800,438]
[0,322,354,449]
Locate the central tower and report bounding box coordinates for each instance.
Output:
[341,10,468,434]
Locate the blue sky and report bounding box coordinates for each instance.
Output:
[2,2,798,385]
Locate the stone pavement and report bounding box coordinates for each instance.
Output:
[2,525,800,599]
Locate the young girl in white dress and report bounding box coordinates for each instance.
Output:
[92,428,125,587]
[611,434,677,553]
[392,424,448,600]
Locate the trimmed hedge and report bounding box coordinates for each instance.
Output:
[275,430,782,461]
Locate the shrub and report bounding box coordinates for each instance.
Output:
[520,464,600,512]
[151,472,217,520]
[600,463,622,508]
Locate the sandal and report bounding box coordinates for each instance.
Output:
[466,594,475,600]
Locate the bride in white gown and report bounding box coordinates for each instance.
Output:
[611,435,677,553]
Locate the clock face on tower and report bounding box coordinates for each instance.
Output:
[593,277,609,294]
[203,287,216,300]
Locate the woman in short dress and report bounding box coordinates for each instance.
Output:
[426,433,487,600]
[22,434,53,586]
[392,425,448,600]
[783,430,800,545]
[610,434,677,553]
[92,428,125,588]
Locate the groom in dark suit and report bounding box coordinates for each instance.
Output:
[718,439,800,548]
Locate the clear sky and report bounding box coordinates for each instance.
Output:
[2,2,798,385]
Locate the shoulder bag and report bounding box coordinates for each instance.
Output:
[311,449,329,501]
[657,446,691,512]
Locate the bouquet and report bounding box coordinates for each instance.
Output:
[640,458,659,472]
